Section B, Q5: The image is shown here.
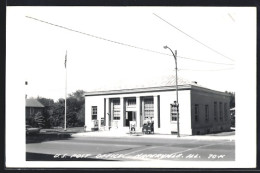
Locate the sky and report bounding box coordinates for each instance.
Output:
[6,7,256,101]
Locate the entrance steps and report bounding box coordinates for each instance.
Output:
[107,127,143,133]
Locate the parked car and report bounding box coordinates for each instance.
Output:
[26,125,41,135]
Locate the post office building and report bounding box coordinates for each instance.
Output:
[84,75,231,135]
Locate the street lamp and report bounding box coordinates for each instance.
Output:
[164,45,180,137]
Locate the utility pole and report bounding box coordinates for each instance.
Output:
[64,50,67,131]
[164,46,180,137]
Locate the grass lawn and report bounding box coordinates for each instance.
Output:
[26,127,85,143]
[41,127,85,133]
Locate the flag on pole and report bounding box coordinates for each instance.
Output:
[64,51,67,68]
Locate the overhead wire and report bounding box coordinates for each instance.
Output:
[153,13,235,62]
[177,55,233,65]
[178,68,234,71]
[26,16,235,66]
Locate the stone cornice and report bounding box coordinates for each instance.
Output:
[85,84,230,97]
[85,85,192,96]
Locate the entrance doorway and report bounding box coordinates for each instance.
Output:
[125,111,136,126]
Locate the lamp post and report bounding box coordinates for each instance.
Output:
[164,46,180,137]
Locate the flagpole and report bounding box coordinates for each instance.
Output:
[64,50,67,131]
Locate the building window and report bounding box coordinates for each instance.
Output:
[224,103,228,121]
[113,110,120,120]
[195,104,199,122]
[214,102,218,121]
[113,100,120,120]
[219,102,223,121]
[144,98,154,120]
[205,105,209,122]
[91,106,97,120]
[127,99,136,106]
[170,104,177,121]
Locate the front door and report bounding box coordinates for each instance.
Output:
[125,111,136,126]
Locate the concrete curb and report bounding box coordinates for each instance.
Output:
[71,131,235,141]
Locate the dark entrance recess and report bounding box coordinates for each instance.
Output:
[125,111,136,127]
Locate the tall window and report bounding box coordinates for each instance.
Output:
[219,102,223,121]
[170,104,177,121]
[214,102,218,121]
[224,103,228,121]
[113,100,120,120]
[195,104,199,122]
[91,106,97,120]
[144,98,154,120]
[205,105,209,122]
[127,99,136,106]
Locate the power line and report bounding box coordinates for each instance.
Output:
[153,13,235,62]
[26,16,234,66]
[178,68,234,71]
[178,55,233,65]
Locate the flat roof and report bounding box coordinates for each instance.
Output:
[85,75,229,97]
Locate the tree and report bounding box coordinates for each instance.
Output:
[225,91,235,108]
[66,90,85,127]
[37,96,55,128]
[37,96,54,107]
[28,90,85,128]
[67,111,78,127]
[68,90,85,102]
[34,112,44,127]
[52,99,65,127]
[77,105,85,126]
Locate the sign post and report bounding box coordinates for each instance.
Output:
[170,101,179,135]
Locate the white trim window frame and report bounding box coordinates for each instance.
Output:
[113,100,120,120]
[91,106,97,120]
[144,98,154,120]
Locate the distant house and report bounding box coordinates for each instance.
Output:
[26,99,44,124]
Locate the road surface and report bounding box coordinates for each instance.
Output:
[26,134,235,161]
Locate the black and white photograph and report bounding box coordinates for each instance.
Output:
[5,6,256,168]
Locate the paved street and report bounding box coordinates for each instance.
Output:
[26,134,235,161]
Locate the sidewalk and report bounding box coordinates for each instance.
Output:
[72,129,235,141]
